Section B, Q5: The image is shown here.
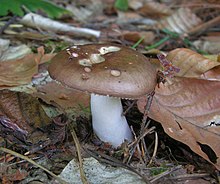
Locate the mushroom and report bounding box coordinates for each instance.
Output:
[48,43,157,147]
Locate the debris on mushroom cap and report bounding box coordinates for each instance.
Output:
[84,67,92,73]
[110,69,121,77]
[79,58,92,66]
[98,46,121,55]
[89,54,105,64]
[48,43,157,99]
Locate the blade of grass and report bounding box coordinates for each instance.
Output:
[145,36,170,50]
[131,36,145,49]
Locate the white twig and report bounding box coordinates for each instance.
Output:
[20,13,100,38]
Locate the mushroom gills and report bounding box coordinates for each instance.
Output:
[91,94,133,147]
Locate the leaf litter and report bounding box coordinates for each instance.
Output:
[0,0,220,183]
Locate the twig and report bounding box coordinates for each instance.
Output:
[127,127,144,164]
[20,13,100,38]
[0,16,17,34]
[148,131,158,166]
[170,173,210,180]
[128,126,155,166]
[188,15,220,35]
[68,124,89,184]
[129,126,156,148]
[142,91,155,127]
[0,147,67,184]
[122,100,137,116]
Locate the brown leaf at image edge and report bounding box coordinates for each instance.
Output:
[137,77,220,170]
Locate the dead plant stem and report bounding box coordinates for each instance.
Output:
[68,124,89,184]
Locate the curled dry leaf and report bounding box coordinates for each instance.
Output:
[137,77,220,169]
[138,48,220,169]
[0,46,55,87]
[166,48,220,78]
[0,54,38,86]
[156,8,202,33]
[202,66,220,81]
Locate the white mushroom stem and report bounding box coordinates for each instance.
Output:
[91,94,133,147]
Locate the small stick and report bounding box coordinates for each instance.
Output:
[20,13,101,38]
[0,15,17,34]
[122,100,137,116]
[127,127,144,164]
[189,15,220,35]
[142,91,155,129]
[148,131,158,166]
[170,173,210,180]
[68,124,89,184]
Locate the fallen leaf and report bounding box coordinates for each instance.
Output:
[137,77,220,169]
[0,53,38,86]
[139,1,172,19]
[9,169,28,181]
[0,44,32,61]
[156,8,202,33]
[138,49,220,170]
[201,66,220,81]
[0,90,51,140]
[0,164,28,183]
[193,36,220,54]
[166,48,220,78]
[35,46,56,64]
[121,31,155,44]
[0,46,55,87]
[36,81,90,113]
[0,90,65,152]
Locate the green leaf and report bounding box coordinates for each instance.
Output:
[0,0,71,19]
[114,0,128,11]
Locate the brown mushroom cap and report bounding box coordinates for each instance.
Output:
[48,43,157,99]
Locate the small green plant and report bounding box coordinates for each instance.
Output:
[150,167,168,176]
[44,40,69,53]
[0,0,71,19]
[114,0,128,11]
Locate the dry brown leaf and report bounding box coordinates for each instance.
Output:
[0,46,55,87]
[201,66,220,81]
[0,90,51,139]
[36,81,90,112]
[137,77,220,169]
[121,31,155,45]
[0,90,65,152]
[166,48,220,78]
[156,8,202,33]
[35,46,56,64]
[139,1,173,19]
[0,54,38,86]
[138,49,220,169]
